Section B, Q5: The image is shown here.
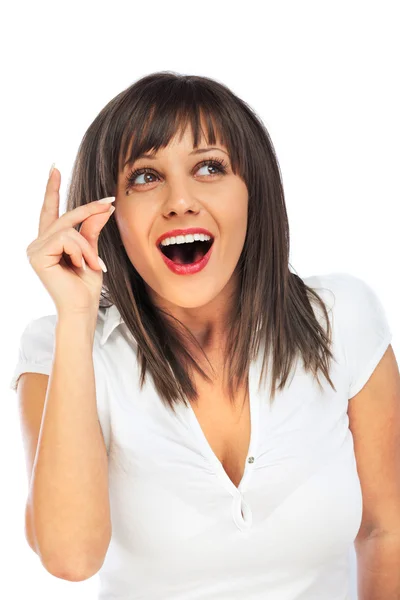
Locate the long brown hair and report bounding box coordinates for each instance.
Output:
[65,71,337,414]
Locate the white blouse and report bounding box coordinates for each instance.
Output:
[10,272,393,600]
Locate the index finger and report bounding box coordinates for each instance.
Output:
[38,164,61,237]
[39,167,115,238]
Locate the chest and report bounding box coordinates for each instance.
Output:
[189,378,251,489]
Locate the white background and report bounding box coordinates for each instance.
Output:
[1,1,398,598]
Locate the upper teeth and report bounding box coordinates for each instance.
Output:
[160,233,212,247]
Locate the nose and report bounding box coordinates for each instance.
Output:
[160,170,203,217]
[162,192,201,218]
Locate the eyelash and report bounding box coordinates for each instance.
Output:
[124,156,229,192]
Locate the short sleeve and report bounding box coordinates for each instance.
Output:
[9,312,112,457]
[9,315,57,392]
[328,272,393,399]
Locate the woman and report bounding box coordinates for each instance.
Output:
[11,71,399,599]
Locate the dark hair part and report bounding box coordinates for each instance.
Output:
[65,70,337,414]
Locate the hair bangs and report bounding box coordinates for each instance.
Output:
[118,80,243,179]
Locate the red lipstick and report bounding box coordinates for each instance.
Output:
[156,227,214,247]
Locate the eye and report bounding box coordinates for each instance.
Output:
[124,156,229,192]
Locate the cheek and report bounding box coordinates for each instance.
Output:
[221,184,248,228]
[116,211,150,261]
[232,215,248,256]
[216,209,247,268]
[228,200,248,241]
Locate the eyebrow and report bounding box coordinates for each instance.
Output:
[123,147,228,169]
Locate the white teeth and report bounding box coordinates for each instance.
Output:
[160,233,212,247]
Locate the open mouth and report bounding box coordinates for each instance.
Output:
[158,239,214,265]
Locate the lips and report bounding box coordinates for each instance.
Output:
[157,236,215,275]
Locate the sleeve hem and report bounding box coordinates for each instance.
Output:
[10,363,52,392]
[348,332,393,400]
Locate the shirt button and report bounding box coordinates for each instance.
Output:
[248,456,254,463]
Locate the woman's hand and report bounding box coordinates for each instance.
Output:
[26,166,116,317]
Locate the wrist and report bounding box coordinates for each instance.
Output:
[56,311,98,338]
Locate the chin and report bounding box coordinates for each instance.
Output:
[160,289,221,310]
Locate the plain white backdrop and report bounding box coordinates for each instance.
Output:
[1,1,398,598]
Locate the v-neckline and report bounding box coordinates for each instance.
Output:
[185,355,261,497]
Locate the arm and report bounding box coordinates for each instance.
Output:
[27,314,111,580]
[355,531,400,600]
[348,344,400,599]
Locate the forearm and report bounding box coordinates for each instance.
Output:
[355,531,400,600]
[27,314,111,579]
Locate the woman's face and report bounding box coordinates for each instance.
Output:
[115,125,248,314]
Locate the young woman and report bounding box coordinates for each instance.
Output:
[11,71,399,599]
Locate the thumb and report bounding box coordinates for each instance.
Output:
[78,206,115,255]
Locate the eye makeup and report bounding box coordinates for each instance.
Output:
[124,156,229,193]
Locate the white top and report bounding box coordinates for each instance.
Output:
[10,272,393,600]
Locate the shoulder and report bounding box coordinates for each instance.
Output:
[15,308,109,355]
[301,271,389,320]
[301,269,392,345]
[302,271,393,398]
[10,309,109,392]
[16,313,58,355]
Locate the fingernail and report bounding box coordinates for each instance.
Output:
[98,256,107,273]
[108,206,115,215]
[97,196,116,204]
[49,162,55,178]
